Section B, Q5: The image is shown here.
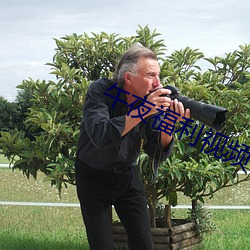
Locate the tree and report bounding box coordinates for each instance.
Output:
[0,26,249,227]
[0,97,21,131]
[14,86,34,132]
[0,87,33,133]
[141,44,250,226]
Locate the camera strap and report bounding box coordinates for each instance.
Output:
[151,132,163,181]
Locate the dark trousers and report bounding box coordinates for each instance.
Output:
[75,158,153,250]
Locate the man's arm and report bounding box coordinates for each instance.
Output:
[121,110,145,137]
[161,99,190,147]
[122,93,190,148]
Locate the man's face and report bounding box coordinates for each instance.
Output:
[128,58,162,98]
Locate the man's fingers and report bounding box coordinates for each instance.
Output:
[170,100,190,121]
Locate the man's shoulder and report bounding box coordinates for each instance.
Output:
[89,78,115,92]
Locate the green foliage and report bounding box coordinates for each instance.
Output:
[49,32,132,81]
[0,76,86,185]
[136,25,167,57]
[187,204,217,235]
[140,41,250,226]
[0,26,167,194]
[0,97,22,131]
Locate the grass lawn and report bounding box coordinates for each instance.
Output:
[0,166,88,250]
[0,155,250,249]
[0,206,88,250]
[200,210,250,249]
[0,151,10,164]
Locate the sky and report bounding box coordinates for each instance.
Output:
[0,0,249,102]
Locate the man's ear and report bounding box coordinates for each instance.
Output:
[124,72,133,85]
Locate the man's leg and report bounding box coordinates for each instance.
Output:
[114,169,153,250]
[79,199,114,250]
[75,159,116,250]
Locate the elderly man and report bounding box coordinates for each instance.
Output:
[75,44,190,250]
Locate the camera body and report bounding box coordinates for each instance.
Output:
[159,85,227,131]
[160,85,180,99]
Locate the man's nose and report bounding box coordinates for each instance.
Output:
[152,76,161,87]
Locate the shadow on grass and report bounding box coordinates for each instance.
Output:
[0,233,89,250]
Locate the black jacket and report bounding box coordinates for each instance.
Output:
[76,78,174,171]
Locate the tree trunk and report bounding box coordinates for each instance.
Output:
[192,199,197,213]
[165,204,172,228]
[147,197,157,228]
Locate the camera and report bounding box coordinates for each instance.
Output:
[159,85,227,131]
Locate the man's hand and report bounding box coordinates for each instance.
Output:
[122,88,190,137]
[169,98,190,122]
[145,88,172,116]
[145,88,190,121]
[160,98,190,147]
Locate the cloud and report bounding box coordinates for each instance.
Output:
[0,0,249,101]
